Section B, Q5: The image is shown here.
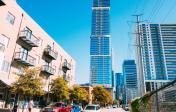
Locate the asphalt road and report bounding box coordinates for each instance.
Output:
[101,108,128,112]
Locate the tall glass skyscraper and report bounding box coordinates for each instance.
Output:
[90,0,112,88]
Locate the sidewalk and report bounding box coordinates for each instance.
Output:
[17,108,41,112]
[0,108,41,112]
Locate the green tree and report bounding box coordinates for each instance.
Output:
[70,85,89,103]
[113,99,118,105]
[10,67,44,99]
[92,86,113,106]
[50,77,69,102]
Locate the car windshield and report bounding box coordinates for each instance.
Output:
[85,106,95,110]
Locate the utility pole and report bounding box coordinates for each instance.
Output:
[132,14,146,96]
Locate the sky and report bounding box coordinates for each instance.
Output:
[16,0,176,84]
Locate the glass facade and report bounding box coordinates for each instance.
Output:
[122,60,138,104]
[140,24,166,80]
[115,73,123,100]
[160,24,176,80]
[90,0,112,87]
[123,60,137,88]
[140,24,176,81]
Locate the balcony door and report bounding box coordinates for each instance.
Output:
[20,47,28,61]
[47,44,52,50]
[44,61,50,66]
[25,27,32,40]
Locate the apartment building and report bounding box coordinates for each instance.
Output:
[0,0,76,106]
[139,23,176,92]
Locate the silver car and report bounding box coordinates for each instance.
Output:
[83,104,101,112]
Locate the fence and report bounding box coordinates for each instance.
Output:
[151,80,176,112]
[131,80,176,112]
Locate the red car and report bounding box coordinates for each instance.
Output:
[43,102,72,112]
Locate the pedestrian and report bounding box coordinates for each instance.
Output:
[28,100,34,112]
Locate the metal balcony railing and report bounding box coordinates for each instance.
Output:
[44,48,58,60]
[14,52,36,66]
[41,65,56,75]
[63,74,71,82]
[0,0,5,6]
[18,30,39,47]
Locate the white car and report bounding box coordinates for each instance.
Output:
[83,104,101,112]
[124,106,129,111]
[112,105,117,108]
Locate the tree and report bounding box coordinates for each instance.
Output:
[10,67,44,99]
[113,99,118,105]
[70,85,89,104]
[50,77,69,102]
[92,86,113,106]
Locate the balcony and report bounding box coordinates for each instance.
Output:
[0,0,5,6]
[41,65,55,75]
[63,74,71,82]
[44,48,58,60]
[62,62,71,73]
[14,52,36,66]
[18,30,39,48]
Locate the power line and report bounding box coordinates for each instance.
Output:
[141,0,149,14]
[127,32,133,59]
[162,0,176,22]
[133,0,143,14]
[127,21,133,59]
[151,0,166,22]
[148,0,163,22]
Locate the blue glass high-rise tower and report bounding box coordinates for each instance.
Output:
[90,0,112,88]
[123,60,138,104]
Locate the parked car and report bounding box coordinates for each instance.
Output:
[106,106,111,109]
[124,105,129,111]
[83,104,101,112]
[72,105,81,112]
[112,105,117,108]
[42,102,72,112]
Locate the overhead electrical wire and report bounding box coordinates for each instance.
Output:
[162,0,176,23]
[148,0,164,22]
[151,0,166,22]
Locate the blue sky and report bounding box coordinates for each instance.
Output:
[17,0,176,84]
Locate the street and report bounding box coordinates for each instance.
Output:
[101,108,128,112]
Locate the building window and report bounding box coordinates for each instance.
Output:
[6,12,15,25]
[47,44,52,50]
[0,35,9,51]
[64,59,67,64]
[58,68,63,75]
[36,55,40,65]
[38,38,43,46]
[24,27,32,39]
[20,47,28,61]
[16,67,24,75]
[1,60,10,72]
